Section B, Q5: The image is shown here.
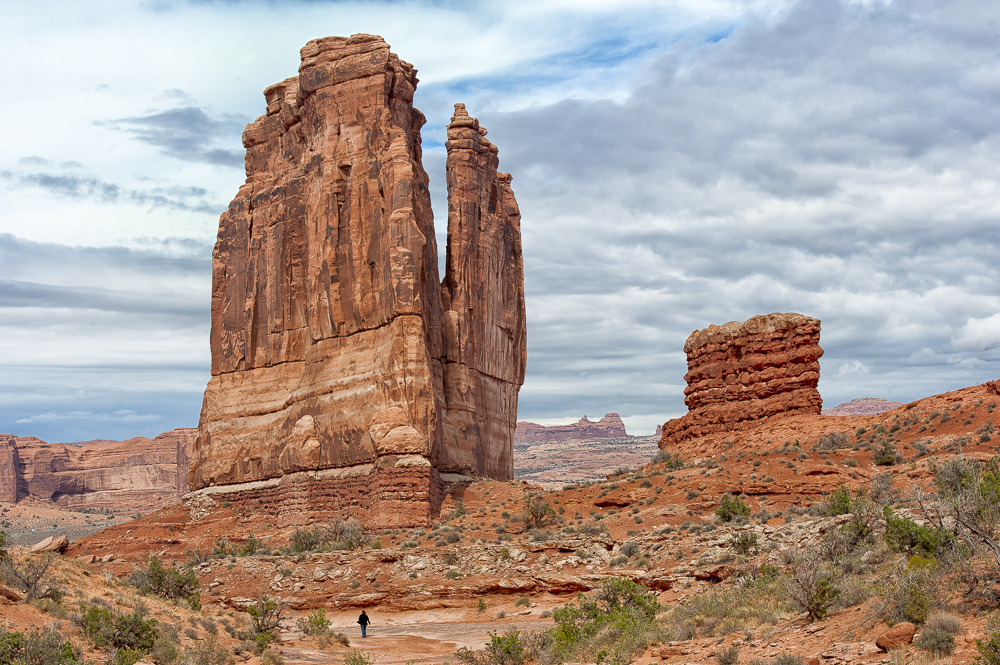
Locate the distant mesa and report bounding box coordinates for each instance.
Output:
[515,414,630,443]
[188,34,526,529]
[660,312,824,447]
[822,398,903,417]
[0,429,193,508]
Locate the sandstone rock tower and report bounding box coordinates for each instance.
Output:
[659,313,823,447]
[189,35,526,528]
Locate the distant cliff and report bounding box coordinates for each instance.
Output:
[0,428,194,509]
[515,414,630,443]
[822,398,902,417]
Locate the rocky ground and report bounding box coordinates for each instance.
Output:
[513,435,661,486]
[2,381,999,664]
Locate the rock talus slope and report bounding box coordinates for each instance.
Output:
[660,313,823,446]
[190,35,525,528]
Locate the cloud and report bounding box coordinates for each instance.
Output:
[101,104,249,167]
[953,313,1000,352]
[838,361,870,375]
[1,169,225,214]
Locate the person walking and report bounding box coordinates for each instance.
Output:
[358,610,370,638]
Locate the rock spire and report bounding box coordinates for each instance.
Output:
[189,35,526,528]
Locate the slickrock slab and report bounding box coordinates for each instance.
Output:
[190,35,526,528]
[660,313,824,446]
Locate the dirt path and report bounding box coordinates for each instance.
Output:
[277,620,553,665]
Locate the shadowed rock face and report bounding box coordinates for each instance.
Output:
[190,35,526,528]
[660,313,823,447]
[0,429,194,508]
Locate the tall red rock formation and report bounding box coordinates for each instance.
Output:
[0,429,193,509]
[659,313,823,447]
[190,35,526,528]
[515,414,630,443]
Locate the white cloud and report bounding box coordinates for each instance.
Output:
[953,313,1000,352]
[838,361,870,375]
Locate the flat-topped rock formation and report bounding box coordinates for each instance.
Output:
[515,414,630,443]
[660,313,824,447]
[0,428,193,509]
[822,398,903,416]
[190,34,525,528]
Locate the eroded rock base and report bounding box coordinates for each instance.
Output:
[186,461,454,529]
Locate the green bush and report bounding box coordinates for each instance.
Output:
[729,531,759,555]
[342,651,375,665]
[0,625,78,665]
[238,533,270,557]
[976,629,1000,665]
[873,441,901,466]
[127,557,201,609]
[246,595,284,649]
[296,608,330,637]
[521,497,556,530]
[715,494,751,522]
[877,557,938,625]
[653,450,684,470]
[822,485,853,516]
[779,553,839,621]
[883,509,953,558]
[916,628,956,656]
[79,605,157,656]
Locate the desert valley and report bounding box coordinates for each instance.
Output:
[3,30,1000,665]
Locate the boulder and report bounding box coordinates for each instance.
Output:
[30,535,68,553]
[876,622,916,651]
[76,554,97,564]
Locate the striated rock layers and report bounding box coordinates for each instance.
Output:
[660,313,823,447]
[822,398,902,417]
[515,414,630,443]
[190,34,526,529]
[0,429,194,508]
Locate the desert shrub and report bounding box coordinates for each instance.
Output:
[639,479,653,488]
[259,649,282,665]
[925,612,964,635]
[916,628,956,656]
[712,644,739,665]
[289,528,322,552]
[715,494,751,522]
[686,491,701,501]
[933,456,1000,574]
[244,596,284,650]
[779,552,839,621]
[521,497,556,530]
[477,598,487,612]
[79,604,158,657]
[883,509,953,558]
[515,596,530,608]
[822,485,853,516]
[653,450,685,470]
[541,577,660,665]
[0,551,59,602]
[874,441,901,466]
[876,557,939,625]
[729,531,759,555]
[978,624,1000,665]
[343,652,374,665]
[297,608,330,637]
[127,557,200,609]
[0,625,79,665]
[444,569,461,580]
[178,637,233,665]
[238,533,270,557]
[817,432,849,450]
[770,656,805,665]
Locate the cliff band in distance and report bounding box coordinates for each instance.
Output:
[515,414,630,443]
[660,313,823,447]
[190,35,526,528]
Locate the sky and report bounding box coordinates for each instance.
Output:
[2,0,999,442]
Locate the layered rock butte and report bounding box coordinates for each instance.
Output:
[0,429,193,509]
[660,313,823,447]
[190,34,526,528]
[514,414,630,443]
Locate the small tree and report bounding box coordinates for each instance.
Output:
[0,551,58,601]
[246,596,284,649]
[932,456,1000,571]
[521,497,556,530]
